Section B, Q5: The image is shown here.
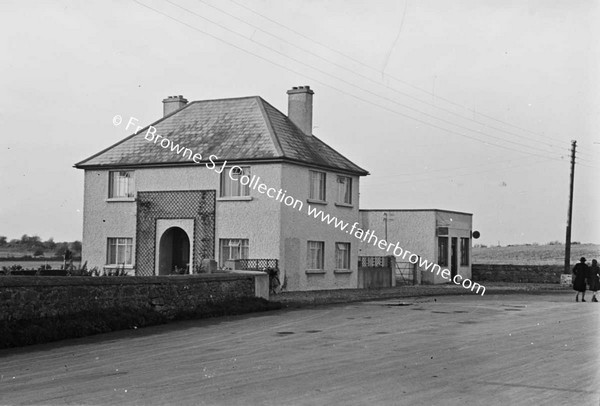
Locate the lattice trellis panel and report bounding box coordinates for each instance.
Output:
[235,259,279,271]
[358,256,391,268]
[136,190,216,276]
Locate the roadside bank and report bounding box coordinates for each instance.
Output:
[273,282,570,308]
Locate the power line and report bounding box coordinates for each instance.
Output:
[136,0,599,171]
[197,0,575,157]
[362,157,559,187]
[150,0,570,162]
[227,0,594,152]
[365,155,541,184]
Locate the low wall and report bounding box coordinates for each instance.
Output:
[0,273,265,322]
[472,264,564,283]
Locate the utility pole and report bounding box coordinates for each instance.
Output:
[564,140,577,274]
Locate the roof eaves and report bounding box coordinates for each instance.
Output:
[311,135,370,176]
[275,157,368,176]
[75,156,369,176]
[75,156,295,170]
[359,208,473,216]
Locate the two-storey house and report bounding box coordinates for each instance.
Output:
[75,86,369,291]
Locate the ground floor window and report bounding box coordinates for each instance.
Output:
[219,239,249,265]
[307,241,324,269]
[438,237,448,267]
[335,242,351,269]
[107,238,133,265]
[460,237,470,266]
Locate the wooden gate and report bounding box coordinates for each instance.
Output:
[395,261,419,285]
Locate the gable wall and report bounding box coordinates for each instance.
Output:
[279,162,362,291]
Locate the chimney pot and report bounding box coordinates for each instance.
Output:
[287,85,314,136]
[162,95,188,117]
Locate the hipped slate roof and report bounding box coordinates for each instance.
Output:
[75,96,369,176]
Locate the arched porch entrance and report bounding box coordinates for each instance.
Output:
[158,227,190,275]
[155,219,195,275]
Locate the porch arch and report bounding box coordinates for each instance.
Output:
[155,219,194,275]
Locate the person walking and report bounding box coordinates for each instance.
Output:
[572,257,589,302]
[588,259,600,302]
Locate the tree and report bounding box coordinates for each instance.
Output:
[19,234,44,251]
[44,237,56,251]
[70,241,82,256]
[55,242,69,257]
[0,236,6,246]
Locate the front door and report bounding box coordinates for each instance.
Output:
[158,227,190,275]
[451,237,458,278]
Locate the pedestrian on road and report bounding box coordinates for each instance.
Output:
[588,259,600,303]
[572,257,589,302]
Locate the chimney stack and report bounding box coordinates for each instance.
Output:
[162,95,188,117]
[287,86,314,135]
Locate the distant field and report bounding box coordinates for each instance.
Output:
[0,248,58,259]
[0,261,81,270]
[473,243,600,265]
[0,249,34,258]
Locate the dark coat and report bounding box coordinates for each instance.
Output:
[589,264,600,292]
[572,263,589,292]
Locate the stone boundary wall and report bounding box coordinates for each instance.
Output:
[0,274,260,322]
[472,264,564,284]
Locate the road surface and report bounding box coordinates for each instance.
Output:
[1,292,598,405]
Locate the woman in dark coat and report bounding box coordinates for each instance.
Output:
[572,257,589,302]
[589,259,600,302]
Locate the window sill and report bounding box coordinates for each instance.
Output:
[334,269,353,274]
[104,265,134,269]
[305,269,326,274]
[106,197,135,202]
[334,202,353,208]
[307,199,327,205]
[217,196,253,202]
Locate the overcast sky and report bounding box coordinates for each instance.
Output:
[1,0,598,246]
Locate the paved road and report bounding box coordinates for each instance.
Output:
[1,292,598,405]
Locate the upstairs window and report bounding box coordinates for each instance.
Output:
[221,166,251,197]
[461,237,470,266]
[309,170,326,201]
[109,171,134,198]
[337,176,352,205]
